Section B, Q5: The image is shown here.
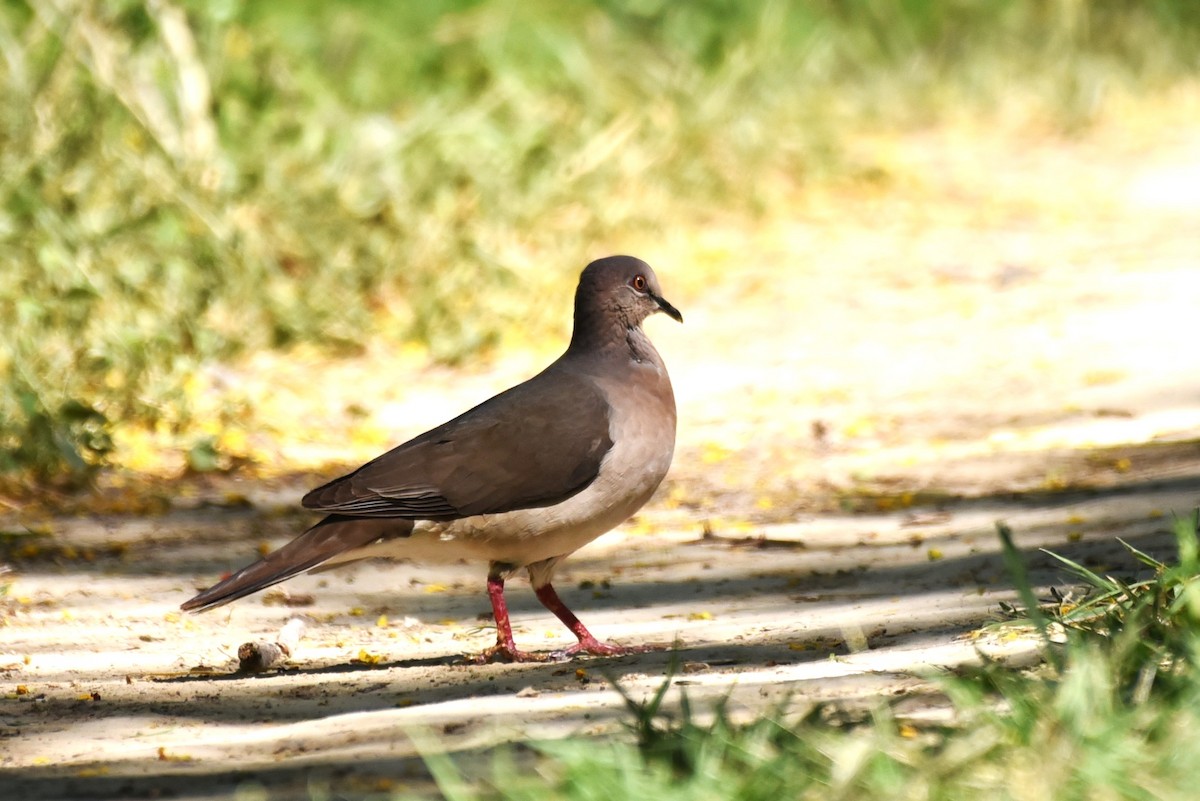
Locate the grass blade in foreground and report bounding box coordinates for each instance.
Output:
[996,520,1063,670]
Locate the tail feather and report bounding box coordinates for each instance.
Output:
[182,515,412,613]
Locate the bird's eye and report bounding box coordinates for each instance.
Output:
[630,274,647,292]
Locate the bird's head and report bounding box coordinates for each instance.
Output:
[574,255,683,334]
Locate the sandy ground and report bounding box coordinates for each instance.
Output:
[3,119,1200,799]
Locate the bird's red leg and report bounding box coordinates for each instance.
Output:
[534,582,649,658]
[474,571,547,663]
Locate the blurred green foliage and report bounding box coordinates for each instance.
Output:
[2,0,1199,483]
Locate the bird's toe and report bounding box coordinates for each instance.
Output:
[553,637,651,659]
[472,643,550,664]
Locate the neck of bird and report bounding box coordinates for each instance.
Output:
[623,324,659,365]
[568,314,659,366]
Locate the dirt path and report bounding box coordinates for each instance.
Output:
[4,119,1200,799]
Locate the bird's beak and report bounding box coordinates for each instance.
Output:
[651,292,683,323]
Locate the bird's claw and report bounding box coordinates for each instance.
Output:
[473,643,550,664]
[550,637,651,660]
[474,637,651,664]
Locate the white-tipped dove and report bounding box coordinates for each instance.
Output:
[182,256,681,662]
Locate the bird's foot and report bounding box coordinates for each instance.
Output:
[550,636,651,660]
[473,638,653,663]
[472,642,551,664]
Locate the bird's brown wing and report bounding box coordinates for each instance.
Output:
[301,367,614,520]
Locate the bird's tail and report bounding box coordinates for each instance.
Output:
[181,515,412,613]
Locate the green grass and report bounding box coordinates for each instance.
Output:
[4,0,1200,482]
[415,512,1200,800]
